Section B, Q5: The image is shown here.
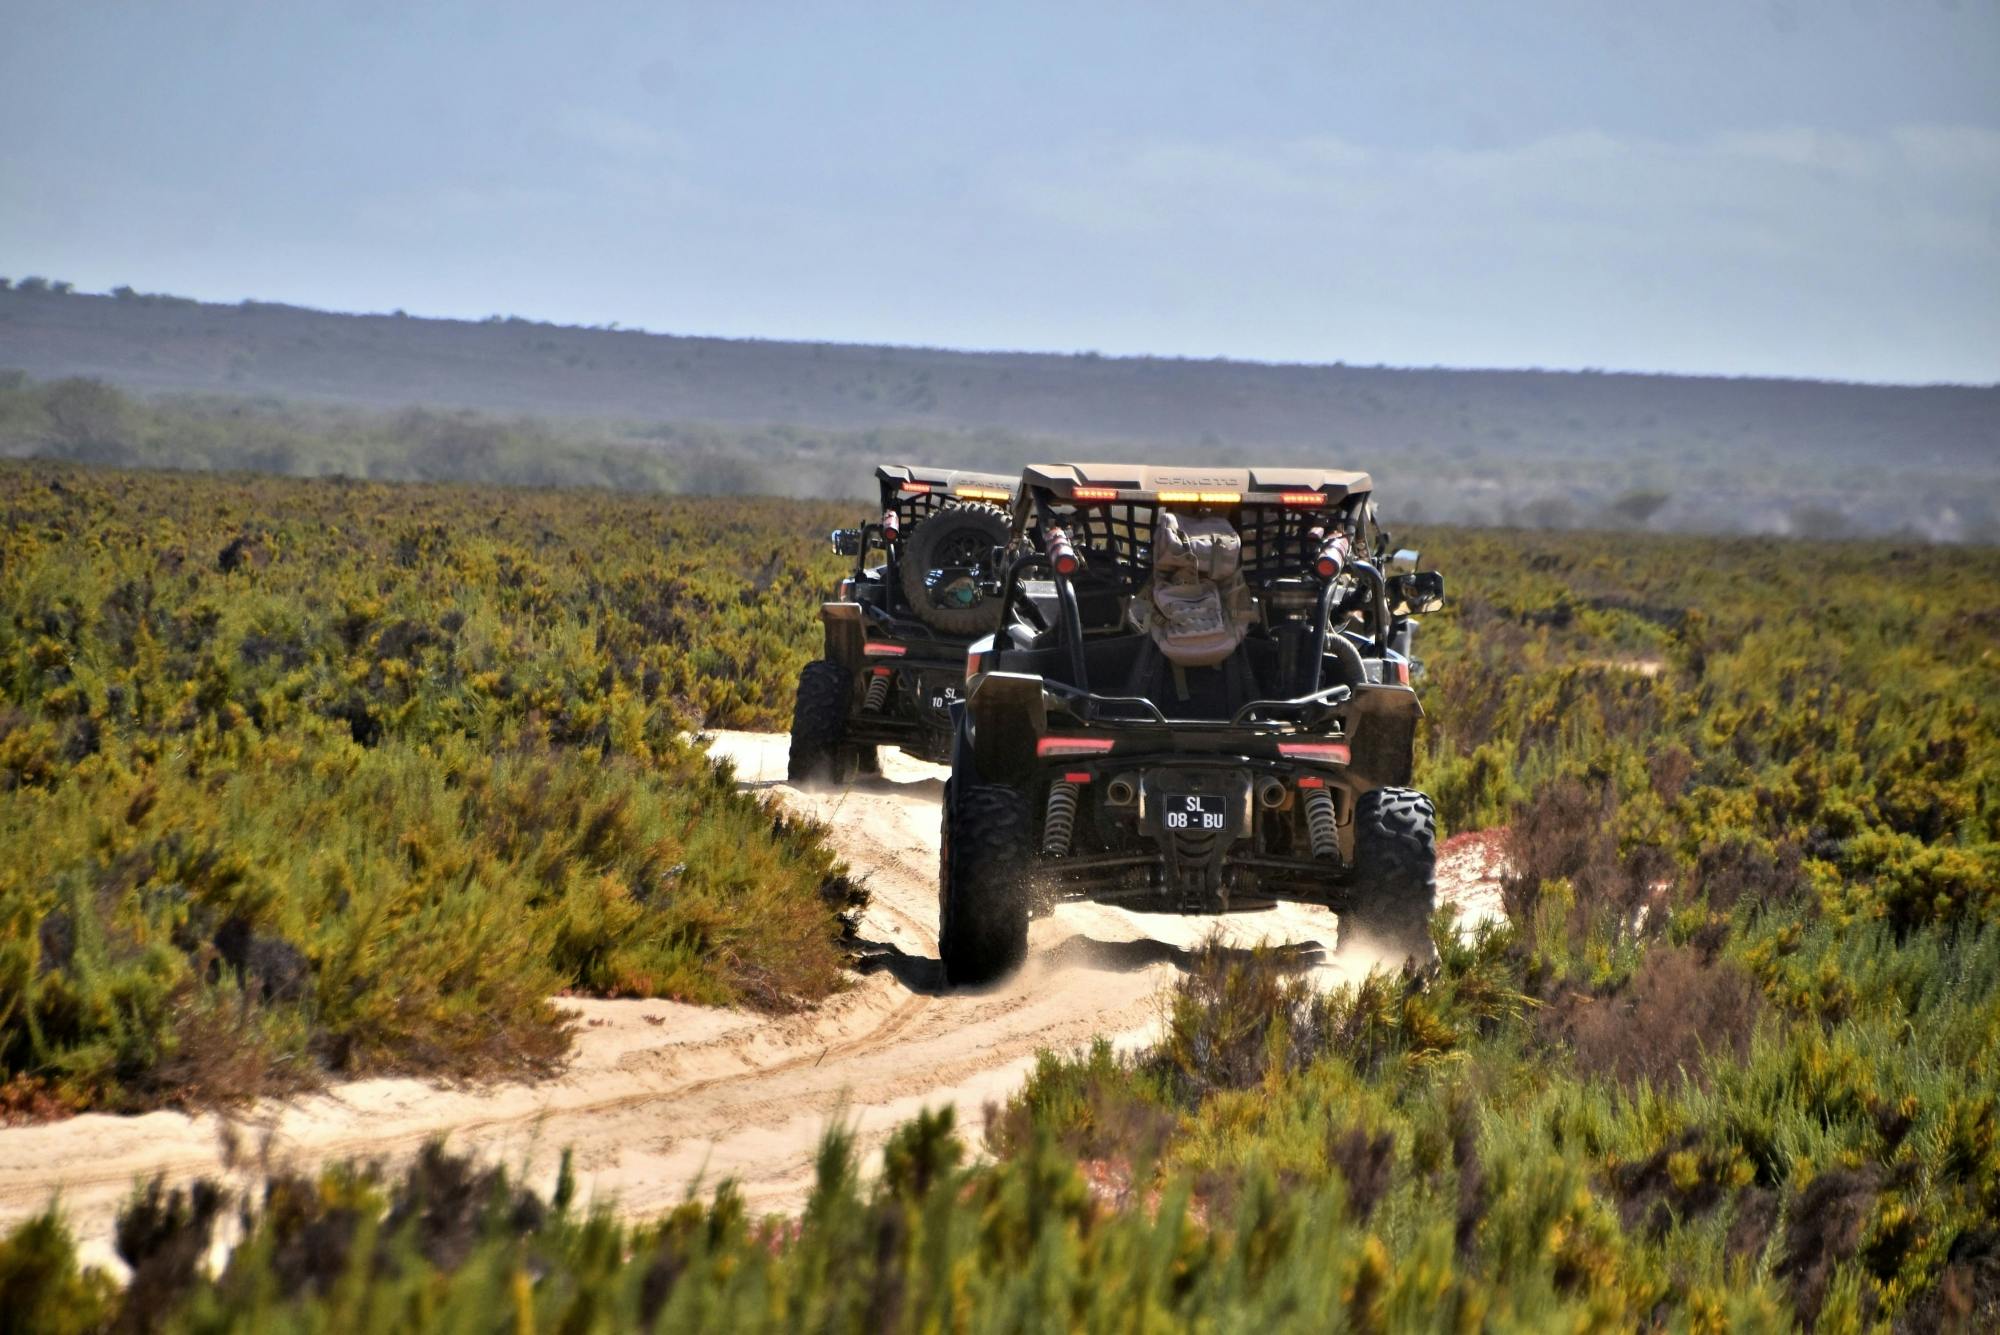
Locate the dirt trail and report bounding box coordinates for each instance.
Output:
[0,732,1505,1271]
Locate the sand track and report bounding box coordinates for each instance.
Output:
[0,731,1504,1270]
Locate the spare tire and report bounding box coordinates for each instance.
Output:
[899,503,1011,636]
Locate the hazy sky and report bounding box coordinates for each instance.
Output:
[4,2,1996,384]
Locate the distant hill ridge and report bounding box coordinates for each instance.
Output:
[1,285,1993,463]
[3,283,1997,538]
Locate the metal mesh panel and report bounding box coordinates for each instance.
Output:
[1034,497,1343,590]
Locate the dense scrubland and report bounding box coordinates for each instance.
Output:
[3,461,1997,1329]
[6,283,1997,536]
[0,463,859,1118]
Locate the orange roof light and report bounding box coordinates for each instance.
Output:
[898,482,934,495]
[1072,486,1120,502]
[1279,492,1326,507]
[955,485,1011,501]
[1158,490,1242,504]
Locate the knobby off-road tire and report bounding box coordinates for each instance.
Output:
[788,660,858,785]
[899,504,1011,637]
[1342,787,1440,970]
[938,782,1032,986]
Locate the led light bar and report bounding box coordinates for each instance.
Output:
[1072,486,1120,502]
[863,642,907,657]
[1156,490,1242,504]
[955,485,1011,501]
[1278,741,1350,763]
[1037,736,1115,757]
[1278,492,1326,507]
[898,482,933,495]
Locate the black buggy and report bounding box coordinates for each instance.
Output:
[939,463,1447,985]
[788,465,1022,783]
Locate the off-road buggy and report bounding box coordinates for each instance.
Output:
[939,463,1447,985]
[789,464,1023,782]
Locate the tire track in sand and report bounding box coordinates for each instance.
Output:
[0,731,1505,1272]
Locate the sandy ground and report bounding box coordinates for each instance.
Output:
[0,731,1507,1272]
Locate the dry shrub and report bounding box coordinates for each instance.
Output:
[1449,1095,1485,1259]
[1607,1128,1745,1239]
[1691,836,1806,917]
[115,1178,227,1330]
[144,981,313,1111]
[1725,1187,1780,1263]
[1776,1166,1881,1328]
[1899,1228,2000,1334]
[986,1043,1178,1170]
[1326,1126,1395,1223]
[1504,777,1672,952]
[1544,945,1762,1091]
[1146,938,1332,1105]
[0,1074,80,1126]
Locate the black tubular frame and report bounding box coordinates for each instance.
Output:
[989,493,1396,731]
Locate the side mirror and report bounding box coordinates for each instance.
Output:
[1389,548,1422,575]
[830,528,864,557]
[1388,570,1445,616]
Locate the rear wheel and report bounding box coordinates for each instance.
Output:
[938,783,1032,986]
[788,660,858,785]
[1341,787,1439,970]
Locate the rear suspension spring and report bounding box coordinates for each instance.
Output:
[1042,780,1080,857]
[862,669,892,713]
[1303,787,1340,859]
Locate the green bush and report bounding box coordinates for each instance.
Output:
[0,463,858,1110]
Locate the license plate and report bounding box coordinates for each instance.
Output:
[1163,793,1227,831]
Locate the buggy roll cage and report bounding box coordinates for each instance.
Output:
[984,464,1400,731]
[829,464,1022,621]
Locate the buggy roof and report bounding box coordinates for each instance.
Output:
[875,464,1020,502]
[1017,462,1373,506]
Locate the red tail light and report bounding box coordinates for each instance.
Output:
[898,482,933,495]
[1037,736,1115,757]
[1278,741,1349,763]
[1279,492,1326,507]
[864,642,906,657]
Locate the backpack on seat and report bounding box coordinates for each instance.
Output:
[1130,512,1255,668]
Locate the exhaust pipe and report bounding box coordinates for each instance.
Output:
[1105,777,1137,807]
[1257,776,1287,809]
